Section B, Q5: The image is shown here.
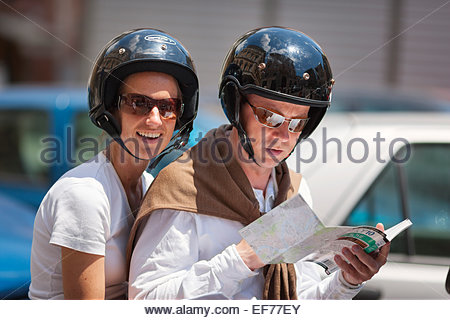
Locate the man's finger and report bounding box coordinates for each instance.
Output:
[376,242,391,265]
[342,247,369,275]
[351,245,379,272]
[334,254,356,275]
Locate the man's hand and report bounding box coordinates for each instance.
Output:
[236,239,265,271]
[334,223,390,286]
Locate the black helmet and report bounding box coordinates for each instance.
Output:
[88,28,199,162]
[219,26,334,160]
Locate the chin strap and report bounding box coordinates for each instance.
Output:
[147,122,191,170]
[96,112,147,161]
[233,120,260,166]
[221,80,260,166]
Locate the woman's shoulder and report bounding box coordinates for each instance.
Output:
[44,153,113,204]
[39,171,111,227]
[59,151,111,180]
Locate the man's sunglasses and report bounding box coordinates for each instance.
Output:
[118,93,182,119]
[244,98,309,133]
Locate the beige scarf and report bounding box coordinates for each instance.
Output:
[127,125,302,299]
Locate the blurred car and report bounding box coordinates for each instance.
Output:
[0,192,35,299]
[287,89,450,299]
[0,86,224,299]
[0,86,101,209]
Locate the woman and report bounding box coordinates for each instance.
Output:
[28,28,198,299]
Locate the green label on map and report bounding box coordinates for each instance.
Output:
[340,232,378,253]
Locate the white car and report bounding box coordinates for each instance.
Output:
[287,109,450,299]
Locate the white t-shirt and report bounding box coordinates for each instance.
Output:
[129,171,362,299]
[29,151,153,300]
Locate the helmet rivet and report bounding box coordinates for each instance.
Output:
[118,48,126,55]
[331,78,335,85]
[303,72,310,80]
[258,63,266,70]
[161,44,167,50]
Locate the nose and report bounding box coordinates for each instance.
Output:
[272,121,290,142]
[145,106,163,127]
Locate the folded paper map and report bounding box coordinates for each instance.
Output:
[239,194,412,275]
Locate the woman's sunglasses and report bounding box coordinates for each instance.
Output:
[244,98,309,133]
[118,93,182,119]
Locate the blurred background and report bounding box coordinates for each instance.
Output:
[1,0,450,99]
[0,0,449,300]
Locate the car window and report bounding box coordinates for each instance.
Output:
[344,161,408,254]
[0,109,50,185]
[344,143,450,258]
[403,144,450,257]
[73,111,105,166]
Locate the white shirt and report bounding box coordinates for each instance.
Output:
[129,172,361,299]
[29,151,153,300]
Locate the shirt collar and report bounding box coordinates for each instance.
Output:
[253,168,278,213]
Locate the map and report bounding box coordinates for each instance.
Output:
[239,194,412,274]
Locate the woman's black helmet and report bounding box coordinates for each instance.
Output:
[219,26,334,160]
[88,28,198,161]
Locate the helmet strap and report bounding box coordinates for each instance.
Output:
[148,121,192,171]
[96,111,147,161]
[222,80,260,166]
[233,120,259,166]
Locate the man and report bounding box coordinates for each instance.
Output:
[127,27,390,300]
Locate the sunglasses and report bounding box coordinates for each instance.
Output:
[118,93,182,119]
[244,98,309,133]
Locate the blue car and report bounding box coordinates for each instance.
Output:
[0,86,224,299]
[0,193,35,299]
